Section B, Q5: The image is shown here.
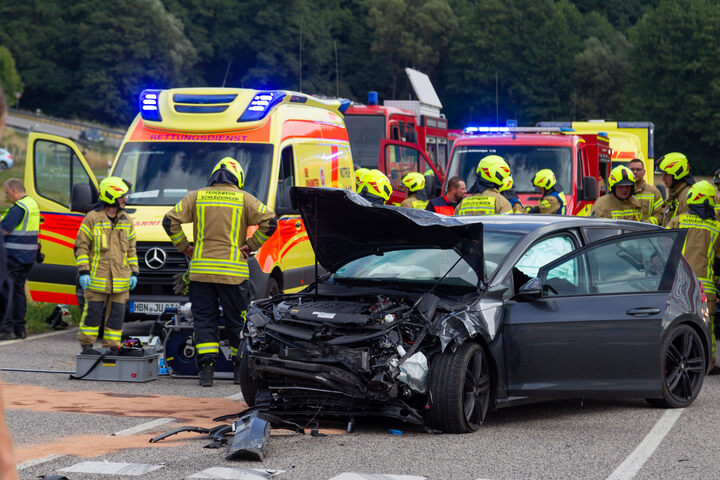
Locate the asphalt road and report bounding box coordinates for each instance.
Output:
[2,328,719,480]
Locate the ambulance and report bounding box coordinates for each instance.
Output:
[24,88,355,317]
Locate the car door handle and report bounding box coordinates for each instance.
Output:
[626,307,661,316]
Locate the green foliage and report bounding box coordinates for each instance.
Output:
[623,0,720,173]
[0,46,23,107]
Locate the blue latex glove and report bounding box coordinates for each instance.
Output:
[130,276,138,291]
[78,274,90,290]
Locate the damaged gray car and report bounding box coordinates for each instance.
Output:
[239,187,713,433]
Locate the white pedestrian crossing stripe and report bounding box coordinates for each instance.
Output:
[329,474,427,480]
[189,467,284,479]
[59,461,164,475]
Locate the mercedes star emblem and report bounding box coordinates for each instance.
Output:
[144,247,167,270]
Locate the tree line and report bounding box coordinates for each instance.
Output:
[1,0,719,173]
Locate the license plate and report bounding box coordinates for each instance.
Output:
[129,302,179,314]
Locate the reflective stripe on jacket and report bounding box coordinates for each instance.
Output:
[3,195,40,264]
[164,184,276,285]
[75,209,138,293]
[668,214,720,295]
[591,194,651,222]
[661,181,692,227]
[455,188,512,216]
[634,182,663,225]
[538,191,567,215]
[400,194,429,210]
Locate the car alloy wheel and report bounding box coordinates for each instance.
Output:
[653,324,705,408]
[427,342,491,433]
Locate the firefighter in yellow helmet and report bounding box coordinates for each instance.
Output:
[667,180,720,361]
[75,177,138,354]
[591,165,651,222]
[498,175,524,213]
[357,169,393,205]
[713,167,720,221]
[400,172,429,209]
[455,155,512,215]
[658,152,694,227]
[354,167,369,190]
[526,169,566,214]
[163,157,277,387]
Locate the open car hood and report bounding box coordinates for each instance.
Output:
[290,187,484,281]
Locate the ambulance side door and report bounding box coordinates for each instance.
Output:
[23,133,99,305]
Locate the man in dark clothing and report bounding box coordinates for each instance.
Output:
[426,176,466,215]
[1,178,39,340]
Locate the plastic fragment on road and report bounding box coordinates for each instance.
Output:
[189,467,285,479]
[226,412,271,461]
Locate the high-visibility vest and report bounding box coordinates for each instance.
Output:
[677,213,720,296]
[4,195,39,264]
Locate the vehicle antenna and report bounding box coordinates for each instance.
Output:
[495,72,499,127]
[221,61,232,88]
[299,17,304,92]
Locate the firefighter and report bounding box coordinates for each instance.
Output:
[712,168,720,221]
[400,172,429,209]
[357,169,392,205]
[526,169,566,214]
[426,177,466,215]
[629,158,663,225]
[667,180,720,361]
[163,158,276,387]
[591,165,651,222]
[658,152,695,227]
[75,177,138,354]
[499,175,524,213]
[1,179,40,340]
[354,167,369,190]
[455,155,512,216]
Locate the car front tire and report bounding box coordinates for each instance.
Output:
[650,324,706,408]
[427,342,491,433]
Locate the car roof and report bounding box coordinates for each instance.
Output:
[450,214,660,234]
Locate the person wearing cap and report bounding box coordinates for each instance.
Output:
[591,165,651,222]
[499,175,524,213]
[357,169,393,205]
[657,152,695,227]
[667,180,720,366]
[525,169,566,214]
[75,177,138,354]
[455,155,512,215]
[163,157,277,387]
[629,158,663,225]
[400,172,429,209]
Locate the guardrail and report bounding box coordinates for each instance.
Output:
[7,108,126,144]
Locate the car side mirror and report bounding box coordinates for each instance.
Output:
[581,176,598,201]
[275,177,298,216]
[71,183,96,213]
[516,277,542,299]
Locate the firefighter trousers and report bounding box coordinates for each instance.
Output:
[77,289,129,347]
[190,280,250,367]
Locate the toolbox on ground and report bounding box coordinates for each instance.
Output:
[75,352,159,382]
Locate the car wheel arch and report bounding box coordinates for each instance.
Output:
[664,316,712,372]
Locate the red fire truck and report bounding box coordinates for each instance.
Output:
[444,127,611,215]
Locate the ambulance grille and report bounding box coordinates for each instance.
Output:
[134,243,189,296]
[172,94,236,114]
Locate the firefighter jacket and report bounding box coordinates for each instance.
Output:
[401,194,429,209]
[1,195,39,264]
[537,191,567,215]
[455,188,512,216]
[667,213,720,296]
[634,181,664,225]
[715,189,720,222]
[163,184,276,285]
[425,195,457,215]
[75,209,138,293]
[661,181,692,227]
[591,194,651,222]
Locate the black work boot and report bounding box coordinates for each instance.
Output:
[199,360,214,387]
[14,329,26,339]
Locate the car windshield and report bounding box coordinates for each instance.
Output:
[332,231,523,290]
[447,145,572,194]
[113,142,273,205]
[345,114,385,168]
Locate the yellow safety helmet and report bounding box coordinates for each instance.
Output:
[533,169,556,190]
[657,152,689,180]
[608,165,636,190]
[687,180,716,207]
[402,172,426,192]
[98,177,129,205]
[476,155,511,186]
[212,157,245,188]
[499,175,514,193]
[358,169,393,202]
[355,167,370,186]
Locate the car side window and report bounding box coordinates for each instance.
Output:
[540,233,679,297]
[515,235,576,279]
[583,227,623,243]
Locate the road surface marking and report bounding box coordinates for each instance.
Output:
[0,328,74,346]
[59,461,164,475]
[189,467,285,479]
[225,392,245,401]
[606,409,683,480]
[112,417,176,436]
[17,454,65,471]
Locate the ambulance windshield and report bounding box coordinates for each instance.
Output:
[447,145,572,194]
[113,142,273,205]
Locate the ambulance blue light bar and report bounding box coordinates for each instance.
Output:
[238,91,286,122]
[139,89,162,122]
[463,126,574,134]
